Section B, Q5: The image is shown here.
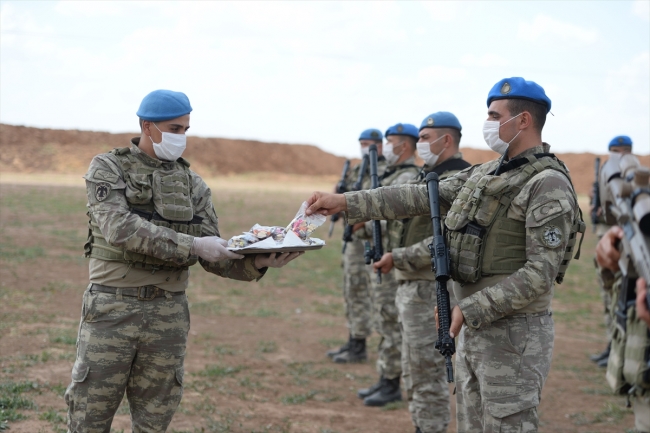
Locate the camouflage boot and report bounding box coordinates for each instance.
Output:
[363,376,402,407]
[333,337,366,363]
[357,376,383,399]
[326,335,350,359]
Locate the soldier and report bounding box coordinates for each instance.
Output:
[305,77,585,432]
[596,227,650,433]
[355,123,421,407]
[590,135,634,368]
[65,90,301,432]
[372,113,471,432]
[327,129,383,364]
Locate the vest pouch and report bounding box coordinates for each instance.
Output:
[481,217,527,275]
[125,173,153,204]
[471,176,509,227]
[447,223,485,284]
[152,170,193,222]
[623,306,650,391]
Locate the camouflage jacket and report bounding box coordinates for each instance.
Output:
[84,138,265,291]
[391,153,470,281]
[354,156,420,242]
[345,144,579,327]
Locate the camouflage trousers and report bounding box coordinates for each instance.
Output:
[633,395,650,432]
[367,265,401,380]
[65,284,189,433]
[342,238,372,338]
[456,311,554,433]
[396,280,452,433]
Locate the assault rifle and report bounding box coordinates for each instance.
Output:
[426,171,456,383]
[342,154,369,253]
[600,154,650,315]
[363,144,383,284]
[328,159,351,238]
[591,157,601,233]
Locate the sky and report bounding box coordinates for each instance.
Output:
[1,1,648,158]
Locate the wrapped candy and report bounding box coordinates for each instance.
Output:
[286,202,326,240]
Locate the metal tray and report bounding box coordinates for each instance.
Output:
[229,244,324,255]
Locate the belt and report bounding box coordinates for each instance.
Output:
[506,310,552,319]
[90,284,185,301]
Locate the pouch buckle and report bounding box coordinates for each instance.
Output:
[137,286,158,301]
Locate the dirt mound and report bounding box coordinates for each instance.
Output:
[2,123,648,195]
[0,123,349,178]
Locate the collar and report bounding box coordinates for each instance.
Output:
[507,143,550,162]
[130,137,165,168]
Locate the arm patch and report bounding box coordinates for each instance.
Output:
[527,198,571,227]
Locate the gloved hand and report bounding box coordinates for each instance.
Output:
[254,252,304,269]
[191,236,244,262]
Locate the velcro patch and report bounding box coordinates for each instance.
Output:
[94,169,119,184]
[542,225,562,248]
[95,182,111,202]
[533,200,563,222]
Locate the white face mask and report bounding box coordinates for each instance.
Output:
[417,135,445,167]
[383,141,404,166]
[482,113,522,155]
[360,146,370,157]
[150,122,187,161]
[608,151,623,170]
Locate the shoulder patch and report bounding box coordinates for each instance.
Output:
[94,169,119,184]
[542,225,562,248]
[533,199,564,222]
[95,182,111,202]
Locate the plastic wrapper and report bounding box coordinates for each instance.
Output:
[286,202,327,240]
[227,202,326,252]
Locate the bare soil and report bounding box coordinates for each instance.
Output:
[0,178,640,433]
[2,123,648,196]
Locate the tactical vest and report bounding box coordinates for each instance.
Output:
[444,154,585,284]
[84,147,202,272]
[380,164,421,251]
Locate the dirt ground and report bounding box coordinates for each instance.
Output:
[0,176,640,433]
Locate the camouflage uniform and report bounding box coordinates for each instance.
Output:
[605,273,650,433]
[342,161,373,340]
[355,156,420,380]
[65,139,265,433]
[344,144,583,432]
[391,153,470,433]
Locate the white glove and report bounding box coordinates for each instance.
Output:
[191,237,244,262]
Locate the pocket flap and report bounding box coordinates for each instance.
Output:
[72,362,90,383]
[485,385,539,419]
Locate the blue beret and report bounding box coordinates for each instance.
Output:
[608,135,633,149]
[359,128,382,141]
[487,77,552,113]
[419,112,462,132]
[136,89,193,121]
[385,123,419,140]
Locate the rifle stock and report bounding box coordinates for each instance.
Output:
[329,160,351,238]
[425,172,456,383]
[342,155,369,253]
[363,144,383,283]
[602,154,650,310]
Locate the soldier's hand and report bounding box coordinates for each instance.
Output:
[449,306,465,338]
[191,236,244,262]
[595,226,624,271]
[435,305,464,338]
[306,192,347,216]
[636,278,650,328]
[351,222,365,233]
[373,253,394,274]
[255,252,304,269]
